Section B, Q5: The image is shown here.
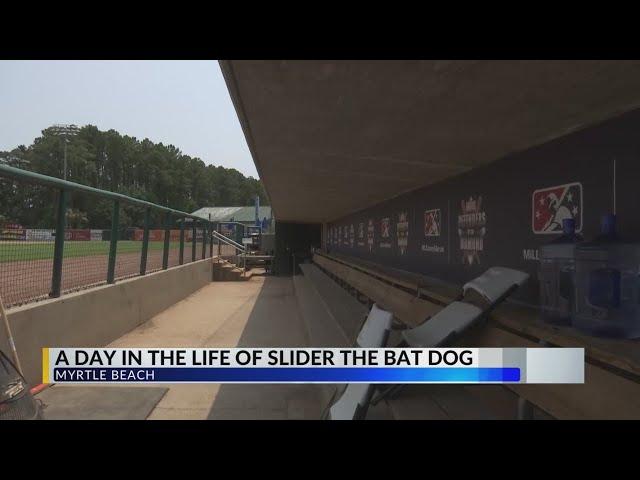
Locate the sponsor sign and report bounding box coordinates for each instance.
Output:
[219,222,235,238]
[65,229,91,241]
[366,219,375,251]
[379,217,391,249]
[397,212,409,255]
[421,208,444,254]
[458,196,486,266]
[357,222,365,247]
[133,229,184,242]
[1,228,26,241]
[149,230,164,242]
[25,229,55,241]
[424,209,441,237]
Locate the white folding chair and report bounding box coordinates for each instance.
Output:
[323,304,393,420]
[371,267,529,404]
[403,267,530,347]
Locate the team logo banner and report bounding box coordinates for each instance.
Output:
[532,182,582,234]
[43,347,584,384]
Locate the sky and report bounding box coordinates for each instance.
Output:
[0,60,258,178]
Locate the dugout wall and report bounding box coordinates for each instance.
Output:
[327,108,640,307]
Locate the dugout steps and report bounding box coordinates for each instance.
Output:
[211,257,253,282]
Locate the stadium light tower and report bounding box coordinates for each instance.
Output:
[49,124,79,181]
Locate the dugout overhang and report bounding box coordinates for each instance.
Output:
[220,60,640,224]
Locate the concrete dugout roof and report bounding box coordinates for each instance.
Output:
[220,60,640,224]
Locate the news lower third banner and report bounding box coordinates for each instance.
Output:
[42,348,584,384]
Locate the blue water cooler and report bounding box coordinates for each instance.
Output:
[574,214,640,338]
[539,218,582,325]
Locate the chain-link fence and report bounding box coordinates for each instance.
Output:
[0,164,227,308]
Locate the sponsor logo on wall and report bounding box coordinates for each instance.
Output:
[65,229,91,241]
[90,229,103,241]
[396,211,409,255]
[424,209,441,237]
[379,217,391,249]
[421,208,444,254]
[25,229,55,241]
[367,219,375,251]
[1,226,26,241]
[458,196,486,266]
[532,182,582,234]
[357,222,365,247]
[133,229,185,242]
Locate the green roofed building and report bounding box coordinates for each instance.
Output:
[191,206,274,232]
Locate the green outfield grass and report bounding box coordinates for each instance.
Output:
[0,240,184,263]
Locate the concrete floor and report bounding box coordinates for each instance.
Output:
[103,275,322,420]
[39,386,168,420]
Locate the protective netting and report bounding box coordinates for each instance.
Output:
[59,192,109,294]
[0,181,57,306]
[0,176,215,308]
[144,212,168,274]
[113,203,146,281]
[166,216,186,269]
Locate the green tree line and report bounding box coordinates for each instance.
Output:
[0,125,268,228]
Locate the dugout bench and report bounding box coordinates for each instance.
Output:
[312,251,640,420]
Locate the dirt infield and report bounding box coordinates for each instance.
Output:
[0,243,236,308]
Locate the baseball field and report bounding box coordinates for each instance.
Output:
[0,240,236,308]
[0,240,181,263]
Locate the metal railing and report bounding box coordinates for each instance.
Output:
[211,229,249,276]
[0,164,220,307]
[211,230,245,253]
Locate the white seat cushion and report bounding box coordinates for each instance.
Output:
[402,301,483,347]
[356,303,393,348]
[463,267,529,304]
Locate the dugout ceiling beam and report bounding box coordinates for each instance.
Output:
[220,60,640,223]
